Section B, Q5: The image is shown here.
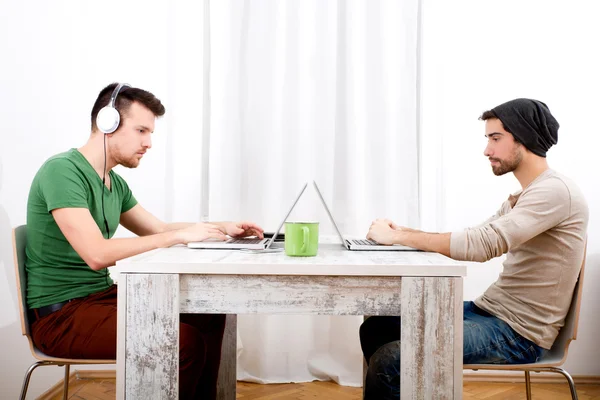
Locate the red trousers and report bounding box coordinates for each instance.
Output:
[30,285,226,400]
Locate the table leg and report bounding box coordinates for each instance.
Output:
[217,314,238,399]
[123,273,180,399]
[401,277,463,399]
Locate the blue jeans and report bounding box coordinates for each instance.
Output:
[359,301,547,400]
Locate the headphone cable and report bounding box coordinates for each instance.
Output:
[102,133,110,287]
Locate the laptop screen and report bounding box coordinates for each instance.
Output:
[265,182,308,248]
[312,181,347,246]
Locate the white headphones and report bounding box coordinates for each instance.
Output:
[96,83,131,134]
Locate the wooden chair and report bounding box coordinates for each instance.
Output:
[13,225,114,400]
[464,244,587,400]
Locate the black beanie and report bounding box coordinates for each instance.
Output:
[490,98,559,158]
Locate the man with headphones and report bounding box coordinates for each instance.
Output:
[25,83,263,399]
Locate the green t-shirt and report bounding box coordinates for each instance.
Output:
[26,148,138,308]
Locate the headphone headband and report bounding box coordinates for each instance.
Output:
[96,82,131,134]
[108,83,131,108]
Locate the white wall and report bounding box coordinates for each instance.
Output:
[421,0,600,374]
[1,0,599,398]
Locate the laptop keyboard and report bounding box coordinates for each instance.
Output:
[228,238,264,244]
[351,239,380,246]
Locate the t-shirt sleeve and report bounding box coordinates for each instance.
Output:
[39,160,89,212]
[113,174,138,213]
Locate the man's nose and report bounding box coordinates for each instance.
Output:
[483,144,492,157]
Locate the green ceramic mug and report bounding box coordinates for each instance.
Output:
[284,222,319,257]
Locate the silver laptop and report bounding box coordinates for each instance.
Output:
[313,181,417,251]
[187,182,308,250]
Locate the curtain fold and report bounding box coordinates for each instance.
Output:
[170,0,420,386]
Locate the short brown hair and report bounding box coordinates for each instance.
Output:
[479,109,522,144]
[91,83,166,131]
[479,110,497,121]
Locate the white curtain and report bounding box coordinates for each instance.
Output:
[164,0,419,386]
[202,0,420,386]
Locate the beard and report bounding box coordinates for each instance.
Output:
[490,146,523,176]
[109,144,141,169]
[118,156,140,169]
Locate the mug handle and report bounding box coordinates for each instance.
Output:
[301,226,309,253]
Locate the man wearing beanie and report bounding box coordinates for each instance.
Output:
[360,98,589,399]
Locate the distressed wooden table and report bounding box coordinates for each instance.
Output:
[116,243,466,399]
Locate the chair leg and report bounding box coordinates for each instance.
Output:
[524,370,532,400]
[547,367,578,400]
[62,364,70,400]
[20,361,50,400]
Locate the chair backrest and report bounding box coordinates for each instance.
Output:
[544,242,587,363]
[12,225,30,337]
[12,224,116,364]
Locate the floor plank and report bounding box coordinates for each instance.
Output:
[46,378,600,400]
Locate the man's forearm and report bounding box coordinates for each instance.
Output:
[91,230,183,271]
[394,230,452,257]
[163,222,196,232]
[164,221,228,232]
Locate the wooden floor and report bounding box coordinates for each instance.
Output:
[47,378,600,400]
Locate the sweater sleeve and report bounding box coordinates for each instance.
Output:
[470,206,504,230]
[450,180,570,262]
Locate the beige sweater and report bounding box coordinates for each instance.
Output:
[450,169,588,349]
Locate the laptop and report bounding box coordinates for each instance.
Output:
[312,181,417,251]
[187,182,308,250]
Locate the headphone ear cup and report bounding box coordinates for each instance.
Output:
[96,106,121,134]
